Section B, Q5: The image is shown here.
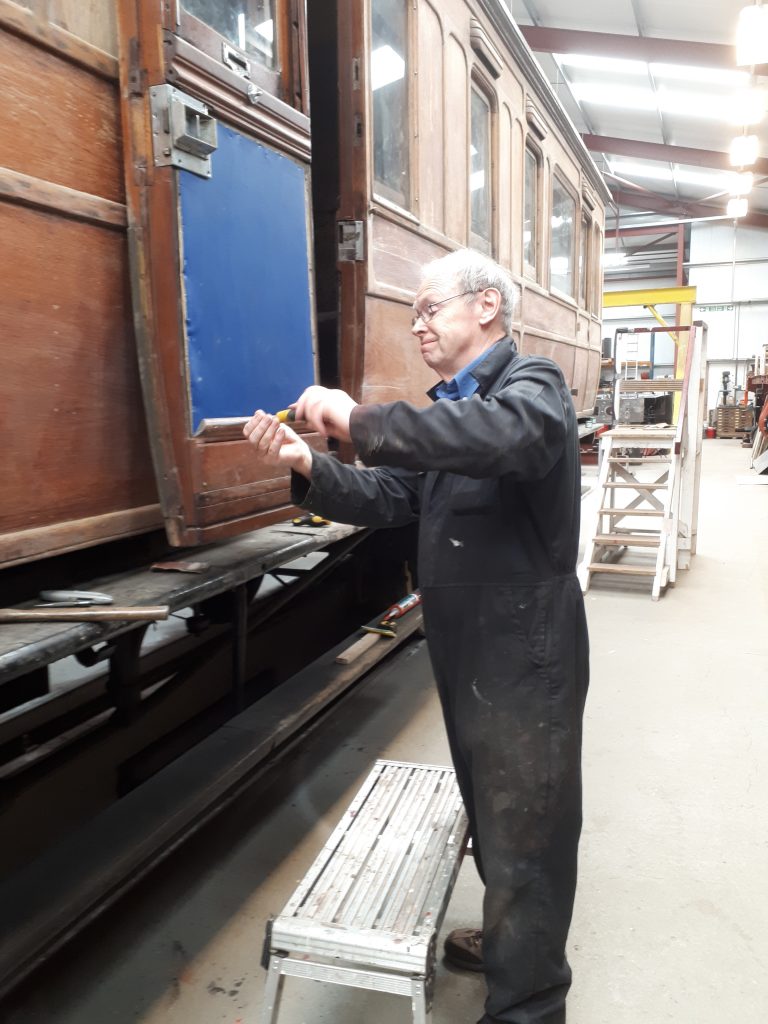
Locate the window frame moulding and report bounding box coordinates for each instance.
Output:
[525,99,548,140]
[470,17,504,80]
[582,183,597,211]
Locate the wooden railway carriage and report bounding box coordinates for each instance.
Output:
[0,0,609,571]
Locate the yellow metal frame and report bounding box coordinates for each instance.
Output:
[603,286,698,419]
[603,286,697,308]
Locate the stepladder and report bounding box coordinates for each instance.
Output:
[578,322,707,600]
[578,426,679,600]
[260,760,469,1024]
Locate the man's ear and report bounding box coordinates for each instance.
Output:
[478,287,502,325]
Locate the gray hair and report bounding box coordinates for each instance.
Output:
[421,248,519,334]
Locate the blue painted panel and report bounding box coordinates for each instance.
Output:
[179,124,315,430]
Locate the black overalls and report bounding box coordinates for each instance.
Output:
[292,339,590,1024]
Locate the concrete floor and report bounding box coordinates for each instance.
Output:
[5,440,768,1024]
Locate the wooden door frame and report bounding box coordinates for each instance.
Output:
[118,0,319,546]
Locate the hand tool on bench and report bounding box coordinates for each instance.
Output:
[335,592,423,663]
[362,591,422,638]
[3,590,168,622]
[36,589,114,607]
[0,606,170,623]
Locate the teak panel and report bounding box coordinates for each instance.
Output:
[0,202,157,535]
[361,297,436,406]
[47,0,118,55]
[369,212,447,296]
[444,34,468,245]
[521,332,576,388]
[417,1,445,235]
[0,25,122,201]
[522,287,577,339]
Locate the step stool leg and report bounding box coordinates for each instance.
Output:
[261,955,287,1024]
[411,977,431,1024]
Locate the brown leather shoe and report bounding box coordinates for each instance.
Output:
[443,927,485,972]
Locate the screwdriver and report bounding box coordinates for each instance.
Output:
[275,409,297,423]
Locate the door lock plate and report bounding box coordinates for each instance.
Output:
[150,84,218,179]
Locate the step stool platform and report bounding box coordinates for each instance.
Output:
[262,760,469,1024]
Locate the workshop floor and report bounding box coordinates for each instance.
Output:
[5,439,767,1024]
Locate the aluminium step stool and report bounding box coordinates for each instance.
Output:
[261,760,469,1024]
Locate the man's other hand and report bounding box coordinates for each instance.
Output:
[243,411,313,478]
[294,386,357,442]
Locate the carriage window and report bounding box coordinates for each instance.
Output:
[579,213,590,308]
[371,0,410,208]
[523,147,539,278]
[550,176,575,297]
[470,88,492,252]
[183,0,276,67]
[594,223,604,312]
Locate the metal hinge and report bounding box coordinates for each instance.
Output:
[149,84,218,179]
[338,220,365,262]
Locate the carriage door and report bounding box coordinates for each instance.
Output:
[118,1,317,546]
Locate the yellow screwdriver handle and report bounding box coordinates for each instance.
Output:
[275,409,297,423]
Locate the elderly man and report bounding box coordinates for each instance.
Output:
[244,249,589,1024]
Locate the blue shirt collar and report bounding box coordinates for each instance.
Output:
[434,343,500,402]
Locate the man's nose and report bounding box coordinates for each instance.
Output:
[411,316,426,336]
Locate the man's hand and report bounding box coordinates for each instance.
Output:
[294,386,357,441]
[243,411,313,478]
[759,398,768,437]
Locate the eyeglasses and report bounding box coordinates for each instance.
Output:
[411,290,476,328]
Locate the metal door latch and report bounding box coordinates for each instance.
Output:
[149,84,218,179]
[338,220,364,262]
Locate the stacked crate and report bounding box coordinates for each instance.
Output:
[716,406,754,438]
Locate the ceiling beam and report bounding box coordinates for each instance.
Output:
[583,134,768,177]
[520,26,750,70]
[605,224,687,239]
[610,187,768,230]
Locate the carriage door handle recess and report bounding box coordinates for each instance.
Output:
[150,84,218,179]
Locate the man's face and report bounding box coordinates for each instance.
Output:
[411,274,483,380]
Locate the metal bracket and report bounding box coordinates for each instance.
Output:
[222,41,251,78]
[149,84,218,179]
[338,220,364,262]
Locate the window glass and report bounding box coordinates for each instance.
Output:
[371,0,410,207]
[594,224,604,311]
[470,88,492,251]
[551,176,575,296]
[183,0,276,68]
[523,147,538,275]
[579,213,590,307]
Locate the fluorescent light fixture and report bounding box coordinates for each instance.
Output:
[603,252,627,268]
[370,44,405,92]
[656,87,730,120]
[557,53,749,87]
[731,87,767,126]
[557,53,647,76]
[728,171,754,196]
[736,4,768,66]
[727,197,749,218]
[650,63,749,86]
[573,83,731,120]
[610,162,674,183]
[571,83,657,112]
[609,162,732,191]
[730,134,759,166]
